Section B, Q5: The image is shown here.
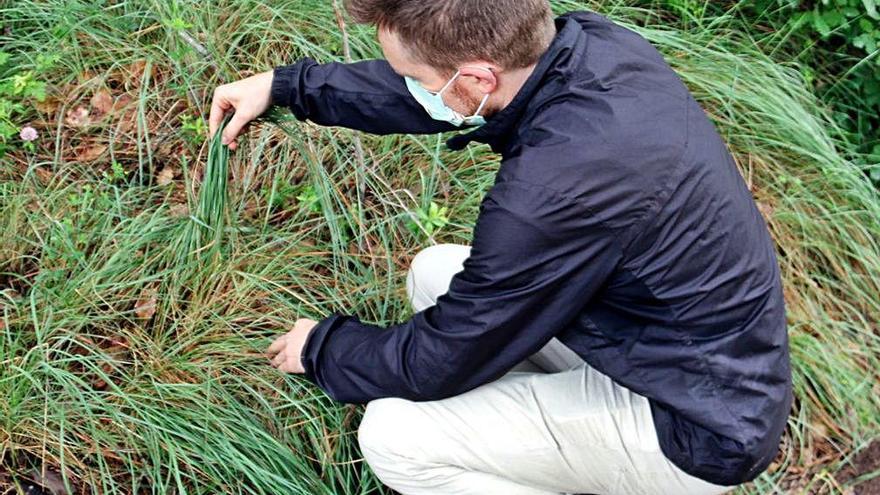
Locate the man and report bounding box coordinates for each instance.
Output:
[209,1,793,494]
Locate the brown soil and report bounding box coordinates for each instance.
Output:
[838,439,880,495]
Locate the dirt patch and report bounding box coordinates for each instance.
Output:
[838,439,880,494]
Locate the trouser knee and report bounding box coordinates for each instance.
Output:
[405,243,471,311]
[358,398,426,479]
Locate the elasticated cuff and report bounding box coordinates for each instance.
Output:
[270,65,299,109]
[299,311,350,384]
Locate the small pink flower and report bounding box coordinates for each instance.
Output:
[19,126,38,142]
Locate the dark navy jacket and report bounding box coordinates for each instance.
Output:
[270,10,793,486]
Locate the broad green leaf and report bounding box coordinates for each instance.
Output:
[864,0,879,20]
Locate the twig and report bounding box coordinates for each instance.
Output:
[332,0,374,256]
[178,29,221,119]
[178,30,209,58]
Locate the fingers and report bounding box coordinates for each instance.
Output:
[271,350,286,368]
[209,90,231,140]
[269,349,303,373]
[209,71,272,148]
[267,333,288,355]
[266,330,306,373]
[222,110,252,149]
[278,355,301,373]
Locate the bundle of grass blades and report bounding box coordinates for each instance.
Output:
[183,115,232,264]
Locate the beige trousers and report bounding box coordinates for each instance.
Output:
[357,243,734,495]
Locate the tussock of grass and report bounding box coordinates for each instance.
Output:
[1,1,878,493]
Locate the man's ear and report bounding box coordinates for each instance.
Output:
[459,64,499,94]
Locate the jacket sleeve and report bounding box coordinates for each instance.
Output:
[270,57,463,135]
[297,174,626,404]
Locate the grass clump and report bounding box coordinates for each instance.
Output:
[0,1,878,494]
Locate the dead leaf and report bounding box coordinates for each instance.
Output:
[156,166,175,186]
[77,70,98,85]
[30,467,71,495]
[169,203,189,217]
[127,60,147,88]
[114,94,137,132]
[74,143,107,162]
[90,89,114,115]
[65,107,91,128]
[35,167,53,185]
[113,93,133,112]
[35,96,61,115]
[93,361,116,390]
[134,288,157,320]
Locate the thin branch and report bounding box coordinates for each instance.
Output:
[332,0,374,255]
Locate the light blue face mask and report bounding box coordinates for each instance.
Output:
[404,67,492,127]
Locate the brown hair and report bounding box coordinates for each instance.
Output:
[344,0,556,74]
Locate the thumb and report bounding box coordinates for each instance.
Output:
[222,111,251,145]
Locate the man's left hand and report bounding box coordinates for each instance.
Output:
[267,318,318,373]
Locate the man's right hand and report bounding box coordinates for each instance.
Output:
[209,69,274,151]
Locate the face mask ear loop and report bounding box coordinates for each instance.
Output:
[460,66,493,118]
[472,92,490,118]
[436,70,461,96]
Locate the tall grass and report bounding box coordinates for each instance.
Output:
[1,0,878,493]
[178,114,232,268]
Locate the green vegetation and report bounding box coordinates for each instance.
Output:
[748,0,880,164]
[1,0,878,493]
[641,0,880,185]
[0,51,53,156]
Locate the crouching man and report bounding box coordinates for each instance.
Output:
[211,1,793,493]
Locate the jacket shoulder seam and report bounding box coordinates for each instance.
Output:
[619,97,691,256]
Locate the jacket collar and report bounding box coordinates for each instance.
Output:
[445,14,584,153]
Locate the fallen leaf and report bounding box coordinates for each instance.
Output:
[35,167,53,185]
[90,89,114,115]
[74,143,107,162]
[65,107,91,128]
[156,166,175,186]
[77,70,97,85]
[35,96,61,115]
[113,93,133,112]
[134,288,157,320]
[115,95,137,132]
[127,60,147,88]
[30,467,71,495]
[169,203,189,217]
